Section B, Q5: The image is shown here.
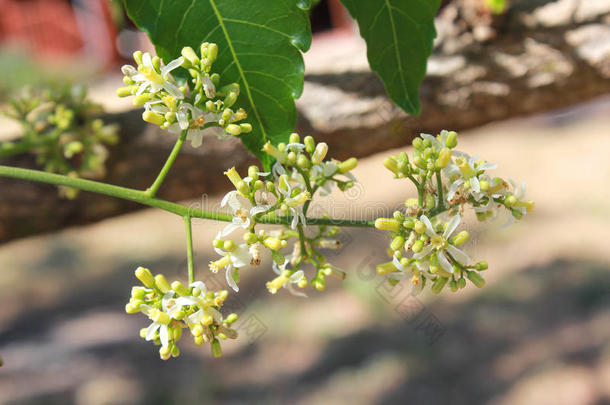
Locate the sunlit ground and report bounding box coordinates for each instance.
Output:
[0,97,609,405]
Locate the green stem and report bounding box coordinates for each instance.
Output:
[146,130,187,197]
[435,171,445,210]
[0,165,375,227]
[184,215,195,284]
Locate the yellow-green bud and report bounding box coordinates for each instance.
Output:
[474,261,488,271]
[377,261,398,275]
[213,239,224,249]
[289,132,300,144]
[412,138,423,149]
[171,345,180,358]
[154,274,171,293]
[243,232,258,244]
[444,131,458,148]
[312,276,326,291]
[133,50,143,65]
[390,236,405,251]
[223,240,237,251]
[338,157,358,173]
[403,217,415,229]
[266,181,275,193]
[263,237,283,251]
[191,323,204,337]
[239,123,252,133]
[375,218,401,232]
[287,151,297,165]
[211,338,223,357]
[131,286,147,300]
[207,43,218,63]
[181,46,200,65]
[311,142,328,164]
[435,148,452,169]
[451,230,470,246]
[431,276,448,294]
[297,154,310,169]
[125,302,140,314]
[467,271,486,288]
[504,194,517,207]
[412,240,424,253]
[135,267,155,288]
[414,220,426,235]
[304,136,315,154]
[225,313,239,324]
[383,157,399,174]
[457,277,467,289]
[449,279,458,292]
[116,86,133,97]
[159,345,172,360]
[142,111,165,126]
[225,124,242,136]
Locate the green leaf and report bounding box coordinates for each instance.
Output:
[123,0,312,169]
[339,0,441,115]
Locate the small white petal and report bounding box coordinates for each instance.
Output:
[419,215,437,237]
[163,81,184,99]
[471,177,480,193]
[188,129,203,148]
[413,244,434,260]
[289,270,305,282]
[287,283,308,298]
[446,245,471,265]
[161,56,184,77]
[159,325,169,348]
[437,250,454,273]
[121,64,137,76]
[225,266,239,292]
[145,322,160,341]
[447,179,464,201]
[443,214,461,239]
[176,111,189,130]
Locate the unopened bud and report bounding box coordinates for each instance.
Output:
[154,274,171,293]
[304,136,315,153]
[451,230,470,246]
[444,131,458,148]
[435,148,451,169]
[474,261,488,271]
[467,271,486,288]
[142,111,165,126]
[375,218,401,232]
[135,267,155,288]
[431,276,449,294]
[311,142,328,164]
[338,157,358,173]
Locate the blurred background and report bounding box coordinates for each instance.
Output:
[0,0,609,404]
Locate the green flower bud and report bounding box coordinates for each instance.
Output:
[243,232,258,244]
[289,132,300,144]
[131,286,147,300]
[474,261,488,271]
[403,217,415,229]
[135,267,155,288]
[412,137,423,149]
[142,111,165,126]
[312,276,326,291]
[311,142,328,164]
[435,148,452,169]
[213,239,224,249]
[223,240,237,251]
[338,157,358,173]
[383,157,399,174]
[207,43,219,63]
[211,338,223,357]
[239,123,252,133]
[375,218,401,232]
[451,231,470,246]
[253,179,264,191]
[139,328,148,339]
[247,165,260,180]
[511,208,524,220]
[223,92,238,108]
[304,136,315,153]
[266,181,275,193]
[457,277,467,289]
[467,271,486,288]
[154,274,171,293]
[377,261,398,275]
[297,154,310,169]
[116,86,133,97]
[412,240,424,253]
[390,236,405,251]
[414,220,426,235]
[191,324,204,337]
[263,237,283,251]
[287,151,297,165]
[431,276,449,294]
[225,313,239,324]
[181,46,200,65]
[504,194,517,207]
[159,345,172,360]
[171,344,180,358]
[444,131,458,148]
[225,124,242,136]
[133,50,143,65]
[450,279,458,292]
[125,302,140,314]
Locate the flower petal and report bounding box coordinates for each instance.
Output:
[161,56,184,77]
[225,266,239,292]
[159,325,169,348]
[419,215,437,237]
[413,244,434,260]
[443,214,461,239]
[446,245,471,265]
[145,322,160,341]
[437,250,454,273]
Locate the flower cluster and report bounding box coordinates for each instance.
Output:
[2,84,119,198]
[210,132,358,295]
[117,43,251,147]
[125,267,238,359]
[376,130,534,294]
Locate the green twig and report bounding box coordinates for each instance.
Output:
[184,215,195,284]
[146,130,187,197]
[435,171,445,210]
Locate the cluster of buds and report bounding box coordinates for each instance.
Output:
[3,84,119,198]
[376,130,534,294]
[125,267,238,359]
[210,133,358,296]
[117,43,251,148]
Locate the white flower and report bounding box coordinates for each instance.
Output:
[413,214,471,273]
[219,191,270,236]
[140,292,180,349]
[276,173,306,229]
[312,161,339,196]
[210,237,252,291]
[445,152,498,202]
[175,282,224,326]
[269,261,307,297]
[129,53,185,99]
